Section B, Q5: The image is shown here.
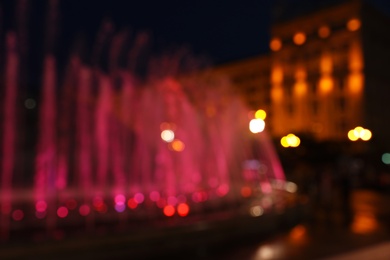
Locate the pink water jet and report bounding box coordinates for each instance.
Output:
[0,11,289,241]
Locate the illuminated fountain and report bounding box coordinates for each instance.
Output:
[0,8,292,242]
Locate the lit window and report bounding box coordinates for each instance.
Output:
[270,38,282,51]
[318,26,331,38]
[347,18,361,31]
[293,32,306,45]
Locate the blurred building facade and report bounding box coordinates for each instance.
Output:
[199,1,390,149]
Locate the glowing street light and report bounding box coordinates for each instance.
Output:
[161,129,175,142]
[254,109,267,120]
[281,133,300,148]
[249,119,265,133]
[348,126,372,141]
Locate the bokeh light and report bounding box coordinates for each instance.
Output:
[134,193,145,204]
[149,191,160,202]
[177,203,190,217]
[347,18,361,31]
[57,206,69,218]
[348,126,372,141]
[163,205,175,217]
[382,153,390,165]
[318,25,330,38]
[255,109,267,120]
[115,203,126,212]
[293,32,306,45]
[12,209,24,221]
[348,130,359,141]
[114,194,126,204]
[250,206,264,217]
[35,200,47,212]
[79,204,90,216]
[249,119,265,133]
[281,134,300,148]
[270,38,282,51]
[171,139,185,152]
[161,129,175,143]
[285,182,298,193]
[127,198,138,209]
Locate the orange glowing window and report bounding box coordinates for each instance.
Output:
[348,73,363,94]
[271,67,283,84]
[347,18,361,31]
[294,82,307,97]
[318,26,331,38]
[293,32,306,45]
[271,87,283,102]
[319,76,333,94]
[270,38,282,51]
[320,55,333,74]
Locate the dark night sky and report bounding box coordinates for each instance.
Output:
[54,0,390,64]
[1,0,390,71]
[57,0,272,65]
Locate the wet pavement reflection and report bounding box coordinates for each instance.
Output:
[217,189,390,259]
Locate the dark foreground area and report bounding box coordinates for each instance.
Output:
[1,189,389,259]
[217,189,390,260]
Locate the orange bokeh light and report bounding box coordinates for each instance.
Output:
[270,38,282,51]
[347,18,361,31]
[318,26,331,38]
[293,32,306,45]
[319,76,333,94]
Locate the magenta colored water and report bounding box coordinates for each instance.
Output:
[0,6,289,241]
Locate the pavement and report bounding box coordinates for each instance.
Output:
[213,189,390,260]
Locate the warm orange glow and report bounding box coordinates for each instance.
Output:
[318,26,331,38]
[319,76,333,94]
[320,55,333,74]
[295,68,306,80]
[171,139,185,152]
[271,87,283,101]
[163,205,175,217]
[177,203,190,217]
[240,186,252,197]
[255,109,266,120]
[289,225,306,241]
[351,213,378,234]
[293,32,306,45]
[294,82,307,97]
[271,66,283,84]
[347,18,361,31]
[349,45,363,71]
[348,73,363,94]
[270,38,282,51]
